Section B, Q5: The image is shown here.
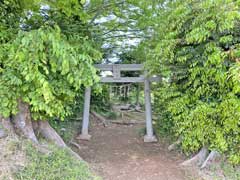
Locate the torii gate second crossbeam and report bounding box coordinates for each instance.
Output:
[78,64,159,143]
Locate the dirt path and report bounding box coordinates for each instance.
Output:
[77,114,188,180]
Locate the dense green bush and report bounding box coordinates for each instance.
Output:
[148,0,240,164]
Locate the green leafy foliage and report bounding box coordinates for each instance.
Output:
[147,0,240,164]
[0,1,101,120]
[1,25,100,120]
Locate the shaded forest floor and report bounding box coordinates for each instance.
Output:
[76,112,195,180]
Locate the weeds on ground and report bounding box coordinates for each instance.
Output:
[50,120,80,142]
[193,159,240,180]
[15,142,101,180]
[219,161,240,180]
[0,136,26,180]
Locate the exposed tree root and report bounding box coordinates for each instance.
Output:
[112,104,131,111]
[168,138,182,151]
[66,147,83,161]
[70,140,81,150]
[200,151,220,169]
[181,147,209,167]
[31,120,39,135]
[1,100,83,161]
[110,119,144,125]
[133,108,144,113]
[1,117,15,135]
[37,120,66,147]
[36,120,82,161]
[13,100,38,143]
[181,146,222,171]
[91,111,107,126]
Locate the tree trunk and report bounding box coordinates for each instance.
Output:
[1,100,83,161]
[201,151,220,169]
[181,147,209,167]
[12,100,38,143]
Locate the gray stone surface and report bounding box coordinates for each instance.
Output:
[81,87,91,136]
[144,135,158,143]
[77,134,92,141]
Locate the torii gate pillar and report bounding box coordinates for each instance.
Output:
[78,87,92,140]
[143,77,157,142]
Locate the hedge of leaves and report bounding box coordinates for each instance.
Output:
[148,0,240,164]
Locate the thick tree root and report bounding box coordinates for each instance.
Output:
[36,120,82,161]
[13,100,38,143]
[1,117,15,134]
[181,147,209,167]
[37,120,66,147]
[112,104,131,111]
[110,119,144,125]
[1,100,83,161]
[91,111,107,126]
[70,140,81,150]
[181,146,222,170]
[200,151,220,169]
[66,147,83,161]
[168,138,182,151]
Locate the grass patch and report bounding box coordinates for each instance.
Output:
[101,111,118,120]
[195,159,240,180]
[0,136,27,180]
[15,142,100,180]
[220,161,240,180]
[137,127,146,137]
[50,120,80,142]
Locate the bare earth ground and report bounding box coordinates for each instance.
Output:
[76,113,191,180]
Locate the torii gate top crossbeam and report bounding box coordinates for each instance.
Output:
[94,64,143,71]
[95,64,160,83]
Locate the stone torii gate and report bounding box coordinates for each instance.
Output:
[78,64,158,143]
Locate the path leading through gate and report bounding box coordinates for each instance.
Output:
[76,111,190,180]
